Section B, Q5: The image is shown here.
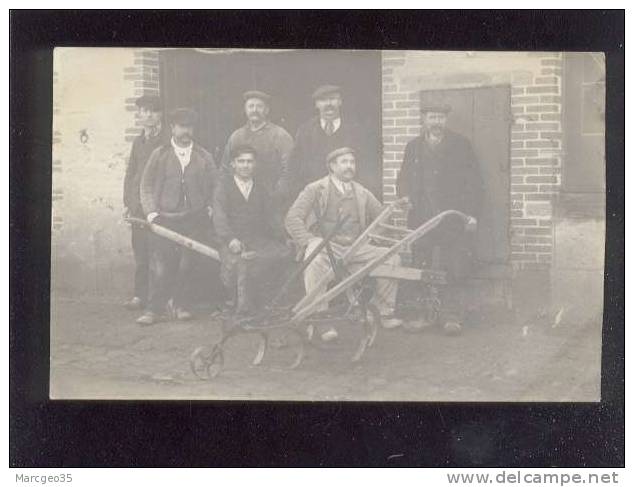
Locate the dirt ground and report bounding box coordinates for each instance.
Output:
[49,295,602,401]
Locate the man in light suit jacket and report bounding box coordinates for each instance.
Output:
[285,147,404,340]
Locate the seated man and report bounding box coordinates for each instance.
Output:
[285,146,403,340]
[213,145,291,315]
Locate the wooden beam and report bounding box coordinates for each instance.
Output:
[291,210,470,323]
[370,264,422,281]
[379,222,412,233]
[126,217,220,261]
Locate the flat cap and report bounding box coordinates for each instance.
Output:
[242,90,271,103]
[326,146,356,164]
[135,95,163,111]
[420,102,452,113]
[230,144,257,160]
[169,107,198,126]
[312,84,341,100]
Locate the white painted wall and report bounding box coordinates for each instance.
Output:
[52,48,138,296]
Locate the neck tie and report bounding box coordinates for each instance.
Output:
[324,120,335,136]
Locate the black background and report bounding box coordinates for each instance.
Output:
[10,10,625,467]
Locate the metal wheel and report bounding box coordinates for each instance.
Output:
[424,294,441,325]
[402,285,441,333]
[190,345,224,380]
[251,333,268,366]
[283,328,305,369]
[365,303,380,348]
[351,305,378,363]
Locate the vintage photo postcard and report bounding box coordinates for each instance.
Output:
[50,48,605,401]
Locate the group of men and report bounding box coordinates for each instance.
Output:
[122,84,482,337]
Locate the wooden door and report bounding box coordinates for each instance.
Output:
[420,86,511,264]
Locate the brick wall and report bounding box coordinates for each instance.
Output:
[52,69,63,234]
[124,50,161,143]
[381,51,564,271]
[381,51,417,228]
[508,53,563,271]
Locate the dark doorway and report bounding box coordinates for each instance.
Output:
[159,49,383,196]
[420,86,511,266]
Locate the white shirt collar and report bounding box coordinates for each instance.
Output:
[330,175,352,194]
[233,176,254,200]
[320,117,341,134]
[171,138,193,170]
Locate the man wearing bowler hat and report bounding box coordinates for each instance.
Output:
[286,146,405,341]
[136,107,218,325]
[288,85,379,198]
[220,90,294,203]
[397,102,483,334]
[122,95,169,311]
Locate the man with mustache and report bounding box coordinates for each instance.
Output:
[220,90,294,205]
[136,108,218,325]
[288,85,379,198]
[286,147,404,341]
[397,103,483,335]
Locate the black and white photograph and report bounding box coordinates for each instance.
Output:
[47,47,606,401]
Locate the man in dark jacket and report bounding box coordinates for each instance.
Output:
[397,103,483,333]
[213,145,290,315]
[122,95,168,310]
[137,108,218,325]
[288,85,379,198]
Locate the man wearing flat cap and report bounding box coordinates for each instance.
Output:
[288,85,379,198]
[213,144,291,315]
[122,95,169,311]
[137,107,218,325]
[286,146,405,340]
[220,90,294,204]
[397,102,483,334]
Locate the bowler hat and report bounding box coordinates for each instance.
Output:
[169,107,198,126]
[135,95,163,112]
[242,90,271,103]
[326,146,355,164]
[312,84,342,100]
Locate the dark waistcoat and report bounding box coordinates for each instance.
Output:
[224,181,271,246]
[321,180,362,246]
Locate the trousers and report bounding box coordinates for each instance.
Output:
[303,238,400,315]
[147,216,209,314]
[412,231,476,323]
[220,238,291,313]
[130,223,150,304]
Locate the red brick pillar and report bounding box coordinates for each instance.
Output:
[381,51,415,228]
[123,49,161,143]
